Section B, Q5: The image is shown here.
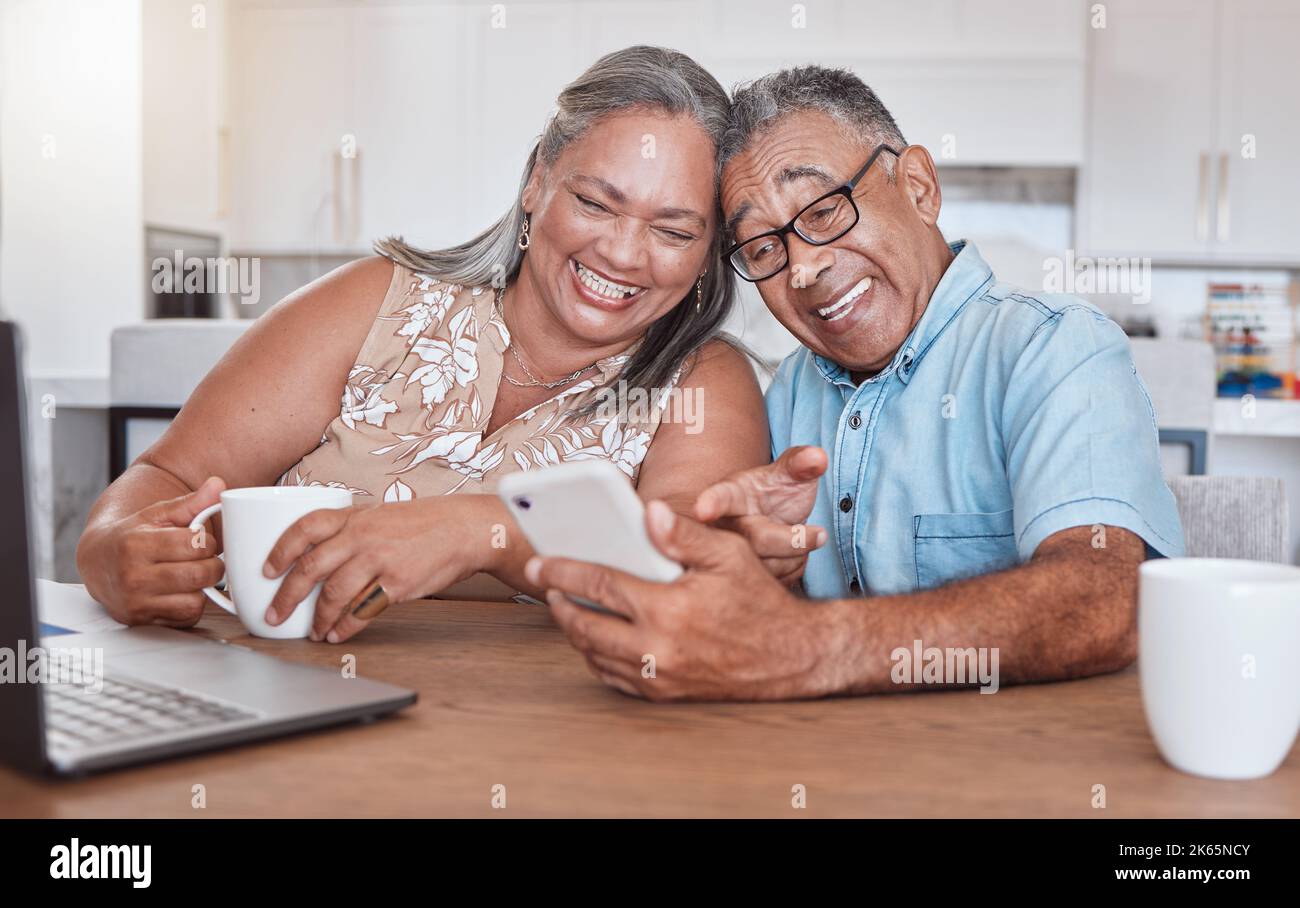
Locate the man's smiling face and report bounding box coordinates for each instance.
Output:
[721,109,948,376]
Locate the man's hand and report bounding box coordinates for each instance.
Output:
[693,445,829,586]
[526,500,850,701]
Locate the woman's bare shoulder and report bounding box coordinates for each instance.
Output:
[233,255,398,370]
[676,337,762,392]
[262,255,397,327]
[144,256,401,490]
[213,256,392,386]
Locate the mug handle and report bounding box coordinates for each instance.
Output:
[188,503,236,616]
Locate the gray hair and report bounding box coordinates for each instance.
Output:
[720,65,907,205]
[375,45,738,406]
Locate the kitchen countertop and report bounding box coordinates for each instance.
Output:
[26,374,110,410]
[1213,398,1300,438]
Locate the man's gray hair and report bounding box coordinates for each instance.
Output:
[720,65,907,176]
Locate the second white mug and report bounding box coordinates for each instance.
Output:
[1139,557,1300,780]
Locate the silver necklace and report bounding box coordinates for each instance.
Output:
[494,285,599,390]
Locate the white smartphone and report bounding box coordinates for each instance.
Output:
[497,460,683,600]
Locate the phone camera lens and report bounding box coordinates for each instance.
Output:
[513,496,531,510]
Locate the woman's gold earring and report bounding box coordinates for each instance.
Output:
[517,213,530,251]
[695,275,704,314]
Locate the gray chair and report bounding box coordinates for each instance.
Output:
[1167,476,1290,563]
[109,320,251,478]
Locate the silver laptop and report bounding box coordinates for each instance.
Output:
[0,321,416,776]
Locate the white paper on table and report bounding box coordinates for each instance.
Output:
[36,579,127,635]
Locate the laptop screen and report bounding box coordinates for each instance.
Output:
[0,321,51,773]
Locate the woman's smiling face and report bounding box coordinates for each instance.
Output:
[518,108,718,346]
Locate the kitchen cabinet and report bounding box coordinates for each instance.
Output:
[708,0,1087,167]
[1214,0,1300,261]
[458,2,586,243]
[349,3,471,250]
[861,58,1084,167]
[712,0,1083,63]
[142,0,230,237]
[618,0,1087,169]
[229,3,352,252]
[228,1,590,253]
[1080,0,1300,264]
[226,0,1091,254]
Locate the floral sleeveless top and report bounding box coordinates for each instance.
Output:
[277,263,681,598]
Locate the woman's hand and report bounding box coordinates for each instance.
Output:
[76,477,228,627]
[261,494,504,643]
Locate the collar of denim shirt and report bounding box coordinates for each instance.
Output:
[810,240,996,391]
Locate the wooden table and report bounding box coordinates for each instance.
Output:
[2,599,1298,818]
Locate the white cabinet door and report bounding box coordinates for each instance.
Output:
[142,0,229,236]
[585,0,708,58]
[349,3,469,251]
[229,1,584,255]
[867,59,1084,166]
[1214,0,1300,262]
[708,0,1087,167]
[461,2,585,237]
[840,0,1085,61]
[228,4,352,252]
[1080,0,1218,258]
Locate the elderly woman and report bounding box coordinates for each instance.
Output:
[77,46,769,643]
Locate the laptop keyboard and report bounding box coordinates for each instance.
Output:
[44,675,260,752]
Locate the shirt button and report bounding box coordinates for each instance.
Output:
[839,496,853,513]
[848,412,862,429]
[849,578,861,594]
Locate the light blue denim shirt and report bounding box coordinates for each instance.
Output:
[766,240,1185,599]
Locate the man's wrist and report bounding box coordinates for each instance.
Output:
[798,595,875,697]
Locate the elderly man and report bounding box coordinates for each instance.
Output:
[525,66,1184,701]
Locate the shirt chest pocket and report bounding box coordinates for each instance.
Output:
[913,509,1019,591]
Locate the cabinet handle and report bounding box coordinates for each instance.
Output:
[350,147,361,247]
[216,126,230,219]
[1216,152,1230,242]
[332,149,343,245]
[1195,152,1210,242]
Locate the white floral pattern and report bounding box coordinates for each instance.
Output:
[510,407,651,479]
[406,305,480,409]
[380,276,458,347]
[278,268,678,500]
[279,464,372,497]
[340,365,401,431]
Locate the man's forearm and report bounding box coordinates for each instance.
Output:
[810,528,1144,697]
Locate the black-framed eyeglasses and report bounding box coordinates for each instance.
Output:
[724,144,902,282]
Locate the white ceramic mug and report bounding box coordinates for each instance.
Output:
[188,486,354,639]
[1139,557,1300,780]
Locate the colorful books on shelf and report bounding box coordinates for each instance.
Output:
[1205,282,1298,399]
